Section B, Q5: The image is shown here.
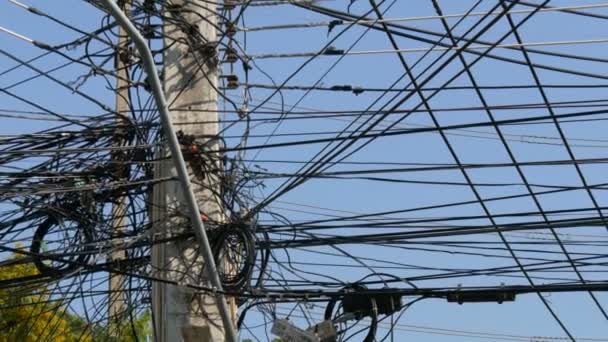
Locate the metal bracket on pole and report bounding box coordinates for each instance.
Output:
[98,1,238,341]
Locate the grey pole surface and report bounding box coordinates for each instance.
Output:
[99,1,239,341]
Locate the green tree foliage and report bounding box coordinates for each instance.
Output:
[81,310,152,342]
[0,250,82,342]
[0,250,151,342]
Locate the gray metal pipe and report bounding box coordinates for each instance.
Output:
[98,1,239,341]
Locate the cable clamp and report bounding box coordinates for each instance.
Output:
[322,46,344,55]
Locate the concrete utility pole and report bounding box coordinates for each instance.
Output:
[151,1,231,341]
[109,0,130,322]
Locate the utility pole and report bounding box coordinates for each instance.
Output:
[151,1,230,341]
[109,0,130,323]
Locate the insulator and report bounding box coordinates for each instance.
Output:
[225,47,238,64]
[226,75,239,90]
[224,0,236,10]
[225,22,237,37]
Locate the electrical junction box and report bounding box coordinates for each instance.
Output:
[342,292,402,318]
